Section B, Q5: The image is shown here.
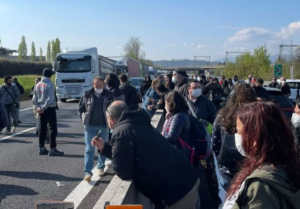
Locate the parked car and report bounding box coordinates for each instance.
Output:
[285,79,300,103]
[228,87,294,121]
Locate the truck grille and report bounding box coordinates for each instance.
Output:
[65,85,83,95]
[62,79,85,83]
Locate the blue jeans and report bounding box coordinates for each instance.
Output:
[84,125,108,176]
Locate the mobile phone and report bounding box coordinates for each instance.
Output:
[96,130,101,140]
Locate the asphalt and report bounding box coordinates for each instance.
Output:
[0,100,113,209]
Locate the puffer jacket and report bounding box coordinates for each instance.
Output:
[162,111,191,159]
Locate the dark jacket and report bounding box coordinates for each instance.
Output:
[229,165,300,209]
[174,79,189,98]
[268,82,278,88]
[29,86,35,99]
[277,83,291,96]
[162,112,191,159]
[15,82,24,95]
[253,86,270,100]
[108,86,125,102]
[186,96,217,124]
[78,88,114,126]
[202,83,223,99]
[100,106,199,207]
[119,83,138,106]
[0,99,8,129]
[0,84,21,105]
[140,81,151,97]
[212,116,244,181]
[165,81,175,91]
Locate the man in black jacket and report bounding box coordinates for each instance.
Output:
[268,77,278,88]
[119,74,138,106]
[253,78,270,101]
[106,73,125,102]
[173,70,189,98]
[13,78,24,123]
[92,101,200,209]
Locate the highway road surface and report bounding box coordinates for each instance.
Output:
[0,100,114,209]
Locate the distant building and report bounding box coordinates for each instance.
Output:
[0,47,17,58]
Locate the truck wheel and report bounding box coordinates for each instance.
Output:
[60,99,67,103]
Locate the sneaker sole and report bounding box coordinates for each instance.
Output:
[84,176,92,182]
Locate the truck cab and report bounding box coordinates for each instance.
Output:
[53,47,99,102]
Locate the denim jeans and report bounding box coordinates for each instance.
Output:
[84,125,108,176]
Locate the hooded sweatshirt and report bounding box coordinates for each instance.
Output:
[224,164,300,209]
[32,77,57,111]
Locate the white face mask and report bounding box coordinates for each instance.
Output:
[172,76,178,84]
[292,113,300,127]
[94,88,103,94]
[165,106,170,113]
[282,81,285,84]
[235,133,246,157]
[197,77,200,81]
[191,89,201,98]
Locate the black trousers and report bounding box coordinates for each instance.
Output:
[39,107,57,149]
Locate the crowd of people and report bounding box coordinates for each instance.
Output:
[0,68,300,209]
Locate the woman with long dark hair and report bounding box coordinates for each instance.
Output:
[212,83,256,189]
[164,73,175,91]
[223,102,300,208]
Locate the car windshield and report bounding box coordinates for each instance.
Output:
[268,91,293,106]
[130,79,143,86]
[56,56,91,72]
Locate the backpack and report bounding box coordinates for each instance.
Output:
[178,115,212,164]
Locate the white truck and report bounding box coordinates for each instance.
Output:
[52,47,115,102]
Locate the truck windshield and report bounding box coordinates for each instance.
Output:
[56,56,92,73]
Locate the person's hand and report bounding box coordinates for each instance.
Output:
[157,99,162,104]
[147,105,153,111]
[37,108,44,114]
[92,137,105,151]
[257,97,262,101]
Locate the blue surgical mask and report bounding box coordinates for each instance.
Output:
[110,129,114,134]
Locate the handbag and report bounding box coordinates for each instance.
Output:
[3,85,19,108]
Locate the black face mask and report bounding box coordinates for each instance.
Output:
[6,82,12,86]
[234,78,238,81]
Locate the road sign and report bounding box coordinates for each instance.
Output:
[274,64,282,76]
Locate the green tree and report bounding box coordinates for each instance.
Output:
[18,36,27,60]
[30,42,36,62]
[39,47,43,62]
[124,36,145,61]
[51,40,55,61]
[46,41,51,62]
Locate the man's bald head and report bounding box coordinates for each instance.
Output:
[107,101,128,121]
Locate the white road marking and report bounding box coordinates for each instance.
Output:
[20,107,33,112]
[0,127,35,141]
[64,166,109,208]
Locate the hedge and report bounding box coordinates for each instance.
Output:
[0,59,52,77]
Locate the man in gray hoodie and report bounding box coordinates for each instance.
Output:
[0,76,20,135]
[33,68,63,156]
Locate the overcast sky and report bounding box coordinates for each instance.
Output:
[1,0,300,61]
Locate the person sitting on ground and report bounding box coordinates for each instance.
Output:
[252,78,270,101]
[106,73,125,102]
[119,74,138,106]
[92,101,200,209]
[164,73,175,91]
[173,70,189,98]
[212,83,257,190]
[277,76,291,97]
[142,79,160,117]
[268,76,278,88]
[223,102,300,209]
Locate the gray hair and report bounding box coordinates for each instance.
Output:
[107,101,128,121]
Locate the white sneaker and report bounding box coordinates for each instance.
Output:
[98,168,105,177]
[105,160,112,168]
[11,127,16,134]
[84,174,92,182]
[2,130,11,135]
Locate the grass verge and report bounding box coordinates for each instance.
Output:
[0,75,55,101]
